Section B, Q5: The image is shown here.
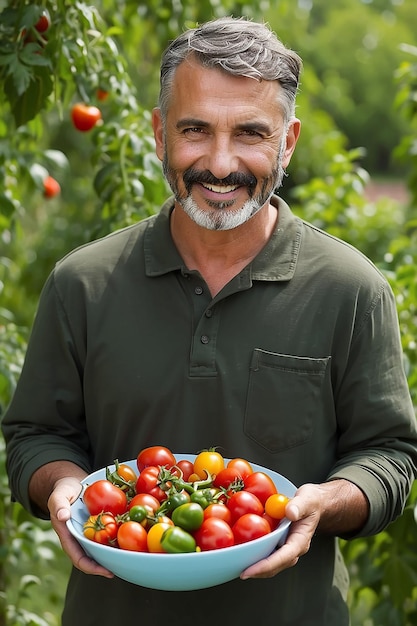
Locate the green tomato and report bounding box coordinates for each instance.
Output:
[128,505,148,523]
[161,526,196,553]
[164,491,191,512]
[171,502,204,532]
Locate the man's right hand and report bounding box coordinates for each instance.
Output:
[48,475,114,578]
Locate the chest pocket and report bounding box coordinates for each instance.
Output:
[244,349,331,453]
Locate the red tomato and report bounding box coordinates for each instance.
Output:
[83,479,128,516]
[213,467,243,491]
[244,471,277,505]
[203,502,232,525]
[193,450,224,479]
[227,490,264,524]
[193,517,234,551]
[232,513,271,544]
[263,512,280,531]
[43,176,60,198]
[34,10,50,33]
[83,513,118,545]
[227,457,253,480]
[117,521,148,552]
[71,103,102,132]
[128,492,160,514]
[175,459,195,482]
[136,446,176,472]
[135,466,167,502]
[96,88,109,101]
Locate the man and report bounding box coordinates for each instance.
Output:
[2,16,417,626]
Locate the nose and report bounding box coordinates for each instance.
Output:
[204,133,239,180]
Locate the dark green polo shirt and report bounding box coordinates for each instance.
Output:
[3,196,417,625]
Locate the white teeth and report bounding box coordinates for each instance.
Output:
[202,183,238,194]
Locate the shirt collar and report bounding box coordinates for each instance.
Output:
[144,195,302,282]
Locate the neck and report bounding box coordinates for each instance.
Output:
[170,201,278,296]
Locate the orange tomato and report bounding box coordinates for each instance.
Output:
[264,493,290,520]
[147,521,172,553]
[193,450,224,479]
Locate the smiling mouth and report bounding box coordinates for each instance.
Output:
[201,183,238,194]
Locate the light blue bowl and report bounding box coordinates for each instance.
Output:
[67,454,296,591]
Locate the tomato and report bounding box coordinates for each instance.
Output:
[96,88,109,101]
[263,512,280,531]
[117,463,137,483]
[135,466,167,502]
[34,10,50,34]
[43,176,60,198]
[128,505,148,525]
[244,471,277,505]
[161,526,196,553]
[171,502,204,532]
[213,467,243,491]
[193,450,224,479]
[71,103,102,132]
[137,446,176,472]
[83,479,128,516]
[128,492,160,514]
[194,517,235,551]
[232,513,271,544]
[203,502,232,525]
[189,488,215,509]
[163,490,190,512]
[175,459,194,482]
[117,521,148,552]
[83,512,118,545]
[227,457,253,480]
[265,493,290,520]
[227,490,264,524]
[147,521,172,553]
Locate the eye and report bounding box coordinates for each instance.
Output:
[183,127,205,135]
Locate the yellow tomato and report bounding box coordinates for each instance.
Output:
[264,493,290,520]
[193,450,225,479]
[146,521,173,553]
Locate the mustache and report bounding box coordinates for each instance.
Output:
[182,168,257,192]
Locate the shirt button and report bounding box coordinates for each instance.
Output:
[205,309,213,318]
[194,286,203,295]
[200,335,210,344]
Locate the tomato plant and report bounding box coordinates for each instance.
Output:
[193,449,224,479]
[71,103,102,131]
[117,520,148,552]
[136,446,176,472]
[83,512,118,545]
[83,479,128,516]
[232,513,271,544]
[43,175,60,198]
[244,471,277,505]
[194,517,235,551]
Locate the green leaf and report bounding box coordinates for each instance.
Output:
[7,66,53,127]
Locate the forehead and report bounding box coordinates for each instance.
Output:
[167,57,284,127]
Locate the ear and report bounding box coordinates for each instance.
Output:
[152,107,165,162]
[282,118,301,169]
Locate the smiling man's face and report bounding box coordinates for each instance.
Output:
[152,57,299,231]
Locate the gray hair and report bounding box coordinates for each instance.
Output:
[158,16,302,124]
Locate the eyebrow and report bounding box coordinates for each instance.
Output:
[176,118,274,136]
